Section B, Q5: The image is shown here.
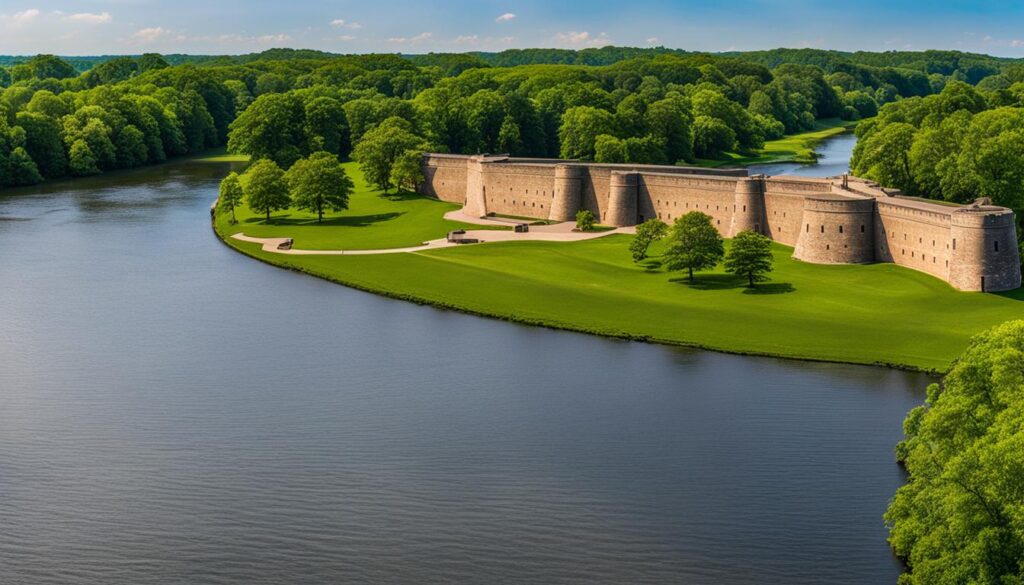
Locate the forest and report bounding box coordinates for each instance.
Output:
[2,46,1024,262]
[0,46,1018,191]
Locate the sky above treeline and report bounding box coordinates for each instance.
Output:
[1,0,1023,57]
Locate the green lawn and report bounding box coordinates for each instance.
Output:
[216,162,504,250]
[192,148,252,163]
[218,164,1024,372]
[694,118,860,168]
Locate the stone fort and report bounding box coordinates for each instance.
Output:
[419,153,1022,292]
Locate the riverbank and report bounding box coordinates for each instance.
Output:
[214,162,1023,373]
[694,118,860,168]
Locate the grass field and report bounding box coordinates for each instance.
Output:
[694,118,859,168]
[215,162,504,250]
[216,163,1024,372]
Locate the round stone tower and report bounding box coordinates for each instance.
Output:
[729,177,766,236]
[948,206,1021,292]
[548,164,584,222]
[793,195,876,264]
[606,171,639,227]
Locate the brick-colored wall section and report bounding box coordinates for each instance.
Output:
[421,154,1022,292]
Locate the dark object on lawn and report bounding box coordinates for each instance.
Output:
[447,230,479,244]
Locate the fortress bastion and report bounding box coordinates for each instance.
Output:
[419,153,1021,292]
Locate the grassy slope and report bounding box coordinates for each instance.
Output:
[217,162,504,250]
[217,165,1024,372]
[694,118,859,168]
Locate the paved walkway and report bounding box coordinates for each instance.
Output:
[230,210,634,256]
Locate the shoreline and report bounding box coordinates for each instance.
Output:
[211,212,941,374]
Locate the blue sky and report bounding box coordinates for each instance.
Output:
[1,1,1024,56]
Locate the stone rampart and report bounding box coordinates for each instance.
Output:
[421,154,1021,292]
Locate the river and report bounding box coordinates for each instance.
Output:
[0,133,929,584]
[749,131,857,177]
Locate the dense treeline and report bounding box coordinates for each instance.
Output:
[886,320,1024,584]
[851,78,1024,210]
[1,46,1020,189]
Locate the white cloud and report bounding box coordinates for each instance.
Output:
[2,8,40,27]
[496,13,516,23]
[132,26,171,42]
[337,34,356,41]
[646,37,659,44]
[1012,39,1024,47]
[65,12,112,24]
[330,19,361,29]
[387,31,432,44]
[553,30,611,47]
[453,34,479,45]
[257,33,290,43]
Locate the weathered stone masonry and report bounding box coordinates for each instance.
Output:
[420,153,1022,292]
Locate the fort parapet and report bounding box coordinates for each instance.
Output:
[420,153,1022,292]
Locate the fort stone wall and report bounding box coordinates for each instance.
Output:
[420,154,469,204]
[420,154,1022,292]
[874,200,954,282]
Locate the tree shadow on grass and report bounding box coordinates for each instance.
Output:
[639,258,663,273]
[668,273,796,294]
[669,273,747,291]
[742,282,796,295]
[245,212,403,228]
[379,189,427,203]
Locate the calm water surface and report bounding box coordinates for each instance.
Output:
[0,137,929,584]
[748,131,857,177]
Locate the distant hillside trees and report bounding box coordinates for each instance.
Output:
[1,46,1019,189]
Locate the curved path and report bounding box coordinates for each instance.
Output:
[230,209,635,256]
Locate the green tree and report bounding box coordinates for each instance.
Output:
[243,158,291,222]
[575,209,596,231]
[7,146,43,185]
[285,152,354,222]
[303,96,348,157]
[663,212,724,282]
[646,96,694,163]
[886,320,1024,585]
[630,218,668,262]
[218,171,244,224]
[692,115,736,158]
[724,230,774,286]
[558,106,616,160]
[227,93,306,167]
[115,125,149,168]
[496,115,523,154]
[391,149,425,192]
[25,54,76,80]
[68,139,99,176]
[851,122,917,194]
[352,116,429,192]
[16,112,66,178]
